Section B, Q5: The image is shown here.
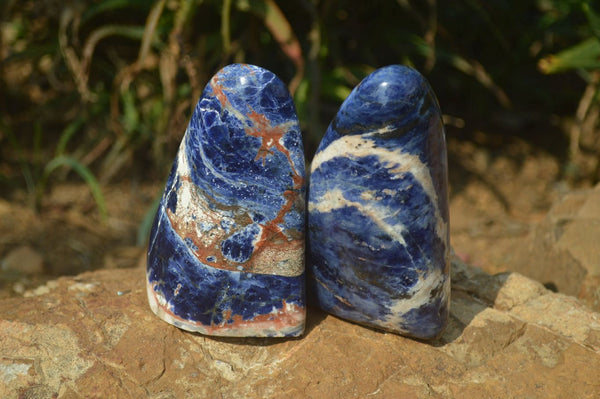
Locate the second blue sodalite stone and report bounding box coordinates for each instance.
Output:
[147,64,306,337]
[308,65,450,339]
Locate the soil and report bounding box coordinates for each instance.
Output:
[0,123,591,299]
[0,182,157,298]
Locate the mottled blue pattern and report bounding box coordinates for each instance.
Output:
[184,68,304,225]
[308,65,450,339]
[147,64,305,337]
[148,210,304,327]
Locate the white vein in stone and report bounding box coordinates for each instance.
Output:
[310,132,447,242]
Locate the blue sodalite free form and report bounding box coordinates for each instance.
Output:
[147,64,306,337]
[308,65,450,339]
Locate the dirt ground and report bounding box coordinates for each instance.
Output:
[0,125,590,299]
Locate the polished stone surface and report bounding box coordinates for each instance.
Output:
[147,64,306,337]
[308,65,450,339]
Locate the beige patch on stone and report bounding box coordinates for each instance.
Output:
[557,219,600,275]
[23,280,59,297]
[102,314,130,349]
[0,320,93,397]
[68,281,100,292]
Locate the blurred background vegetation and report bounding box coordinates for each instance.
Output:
[1,0,599,219]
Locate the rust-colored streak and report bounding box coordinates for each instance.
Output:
[245,115,304,263]
[242,108,304,264]
[201,299,305,335]
[150,281,304,335]
[149,282,203,327]
[245,109,303,189]
[211,72,302,189]
[166,177,253,272]
[182,75,304,275]
[256,190,297,246]
[210,78,230,108]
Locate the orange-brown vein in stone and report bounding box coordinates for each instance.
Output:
[211,77,230,108]
[183,75,305,275]
[166,177,248,271]
[245,109,303,189]
[205,299,304,334]
[149,281,304,335]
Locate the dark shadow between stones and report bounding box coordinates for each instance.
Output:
[431,259,510,346]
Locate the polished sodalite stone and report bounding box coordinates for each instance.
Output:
[308,65,450,339]
[147,64,306,337]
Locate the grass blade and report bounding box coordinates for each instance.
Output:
[38,156,108,221]
[583,3,600,41]
[82,0,151,24]
[539,37,600,74]
[55,117,85,156]
[221,0,233,55]
[246,0,304,94]
[137,194,162,246]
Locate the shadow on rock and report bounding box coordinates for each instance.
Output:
[434,255,526,346]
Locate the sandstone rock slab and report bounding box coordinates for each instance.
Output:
[510,183,600,311]
[0,256,599,398]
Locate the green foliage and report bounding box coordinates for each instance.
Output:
[536,0,600,182]
[539,1,600,73]
[2,0,600,220]
[539,37,600,73]
[38,156,108,221]
[137,194,162,246]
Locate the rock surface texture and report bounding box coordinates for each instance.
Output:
[2,255,599,398]
[308,65,450,339]
[146,64,306,337]
[510,183,600,311]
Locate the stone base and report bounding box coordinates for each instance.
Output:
[1,256,599,398]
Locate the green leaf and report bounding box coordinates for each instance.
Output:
[82,0,152,24]
[539,37,600,74]
[412,35,511,107]
[243,0,304,93]
[39,156,108,221]
[55,117,86,156]
[121,90,140,136]
[583,2,600,41]
[82,25,150,74]
[137,194,162,246]
[319,67,367,103]
[221,0,233,54]
[3,42,58,63]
